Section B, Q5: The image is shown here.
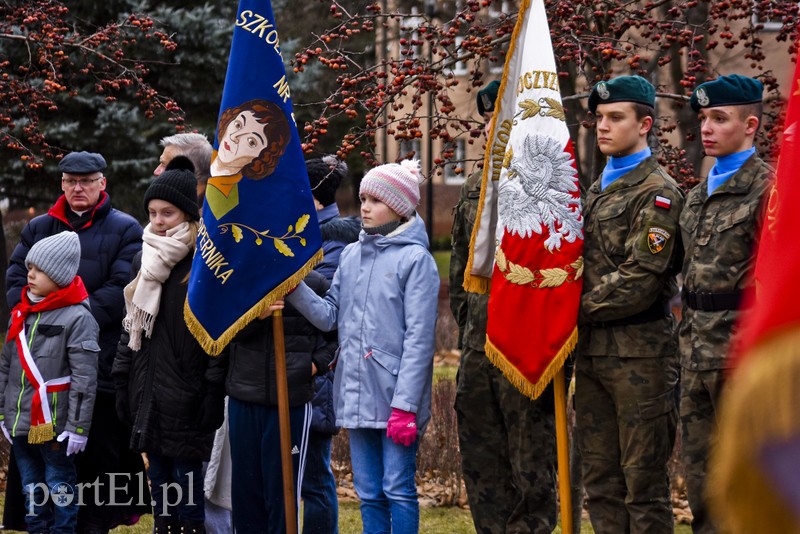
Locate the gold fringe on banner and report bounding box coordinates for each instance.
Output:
[484,326,577,401]
[28,422,54,444]
[184,248,323,357]
[708,328,800,534]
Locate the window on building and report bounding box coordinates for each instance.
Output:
[399,139,422,160]
[752,1,788,31]
[453,36,468,75]
[400,6,423,59]
[443,139,467,185]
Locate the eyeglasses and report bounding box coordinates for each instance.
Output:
[62,177,102,188]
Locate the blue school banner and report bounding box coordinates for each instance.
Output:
[185,0,322,355]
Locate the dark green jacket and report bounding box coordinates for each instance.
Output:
[678,154,773,370]
[449,172,489,353]
[578,156,684,357]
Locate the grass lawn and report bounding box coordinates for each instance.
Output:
[0,496,694,533]
[99,503,693,533]
[432,249,451,278]
[103,504,693,533]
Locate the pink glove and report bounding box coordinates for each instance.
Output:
[386,408,417,446]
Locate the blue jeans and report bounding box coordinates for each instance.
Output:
[147,453,204,521]
[13,437,78,534]
[349,428,419,534]
[301,431,338,534]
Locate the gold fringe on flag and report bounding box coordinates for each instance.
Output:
[484,326,577,400]
[184,248,323,357]
[28,422,54,444]
[708,328,800,534]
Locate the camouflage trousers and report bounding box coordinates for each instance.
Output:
[575,354,678,534]
[454,347,557,534]
[679,368,725,534]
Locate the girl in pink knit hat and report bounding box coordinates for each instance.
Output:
[287,158,439,533]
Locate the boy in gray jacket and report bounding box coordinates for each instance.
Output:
[0,231,100,534]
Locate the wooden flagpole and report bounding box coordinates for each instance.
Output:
[554,366,573,533]
[272,310,298,534]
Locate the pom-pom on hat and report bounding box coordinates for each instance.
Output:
[588,75,656,113]
[690,74,764,112]
[307,155,348,207]
[143,156,200,221]
[359,159,423,219]
[477,80,501,116]
[25,231,81,288]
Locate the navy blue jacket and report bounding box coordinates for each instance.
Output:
[6,193,143,393]
[224,271,336,408]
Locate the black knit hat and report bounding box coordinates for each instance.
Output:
[306,155,347,207]
[143,156,200,221]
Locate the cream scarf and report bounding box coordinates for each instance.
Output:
[123,222,194,350]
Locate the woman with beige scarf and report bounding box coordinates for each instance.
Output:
[113,157,226,534]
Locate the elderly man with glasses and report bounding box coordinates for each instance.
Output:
[5,151,147,534]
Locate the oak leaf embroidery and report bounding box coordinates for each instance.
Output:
[219,214,312,257]
[496,247,583,288]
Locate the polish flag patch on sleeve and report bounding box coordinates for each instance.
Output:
[654,195,672,210]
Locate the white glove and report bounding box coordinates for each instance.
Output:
[56,431,88,456]
[0,421,10,443]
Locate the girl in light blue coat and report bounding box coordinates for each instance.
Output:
[287,159,439,534]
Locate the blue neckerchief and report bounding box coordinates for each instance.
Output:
[707,147,755,195]
[601,147,651,191]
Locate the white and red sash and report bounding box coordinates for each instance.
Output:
[6,277,87,443]
[14,321,71,443]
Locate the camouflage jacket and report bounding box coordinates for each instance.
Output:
[578,155,684,357]
[678,154,773,370]
[449,171,489,352]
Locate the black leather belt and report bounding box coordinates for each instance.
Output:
[683,289,742,312]
[593,300,670,328]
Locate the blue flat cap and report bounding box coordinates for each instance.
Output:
[691,74,763,112]
[588,75,656,113]
[58,151,107,174]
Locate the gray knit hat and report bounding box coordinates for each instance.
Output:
[25,231,81,288]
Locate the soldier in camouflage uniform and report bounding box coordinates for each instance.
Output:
[449,81,557,534]
[576,75,684,534]
[679,75,773,534]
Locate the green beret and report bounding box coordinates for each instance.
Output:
[477,80,501,116]
[690,74,763,112]
[588,75,655,113]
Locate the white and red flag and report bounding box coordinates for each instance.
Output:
[465,0,583,399]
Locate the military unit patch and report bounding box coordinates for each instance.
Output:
[648,227,671,254]
[654,195,672,209]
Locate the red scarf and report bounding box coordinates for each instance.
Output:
[8,277,88,443]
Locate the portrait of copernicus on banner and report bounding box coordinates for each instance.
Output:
[206,98,291,219]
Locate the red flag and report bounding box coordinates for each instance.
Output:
[465,0,583,399]
[733,61,800,361]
